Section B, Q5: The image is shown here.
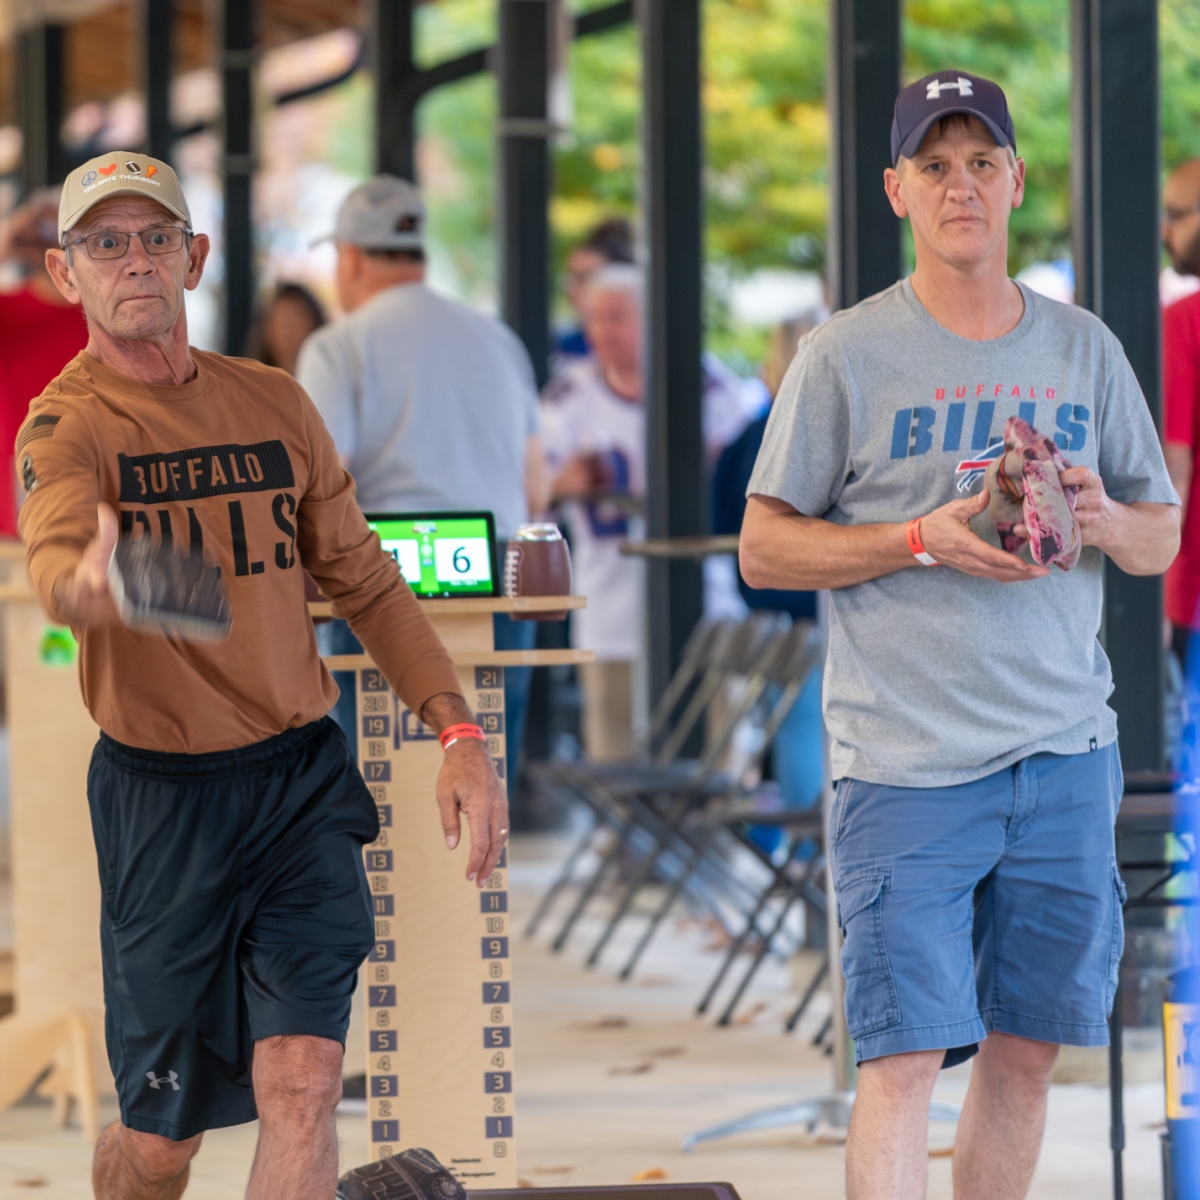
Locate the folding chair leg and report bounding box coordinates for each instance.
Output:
[524,817,601,939]
[550,826,628,953]
[618,837,708,980]
[716,892,799,1026]
[784,955,829,1032]
[585,796,694,968]
[585,845,660,967]
[812,1013,833,1048]
[695,887,775,1015]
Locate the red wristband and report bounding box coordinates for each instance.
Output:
[439,722,486,749]
[905,518,938,566]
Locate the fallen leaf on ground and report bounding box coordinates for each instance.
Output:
[732,1001,769,1026]
[609,1061,654,1075]
[579,1015,629,1029]
[517,1180,537,1189]
[632,1169,668,1181]
[13,1182,49,1190]
[644,1045,686,1057]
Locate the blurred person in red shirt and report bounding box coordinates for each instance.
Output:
[1163,159,1200,662]
[0,188,89,538]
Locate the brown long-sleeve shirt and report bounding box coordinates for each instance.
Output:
[17,349,461,753]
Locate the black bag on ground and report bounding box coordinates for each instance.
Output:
[337,1148,469,1200]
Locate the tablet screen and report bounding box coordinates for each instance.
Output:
[365,511,499,598]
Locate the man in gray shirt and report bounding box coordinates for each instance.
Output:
[743,71,1179,1200]
[298,178,551,789]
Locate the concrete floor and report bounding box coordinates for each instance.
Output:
[0,832,1169,1199]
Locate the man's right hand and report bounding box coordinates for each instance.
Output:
[918,489,1049,583]
[52,503,120,623]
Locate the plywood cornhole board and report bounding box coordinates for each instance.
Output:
[0,570,589,1177]
[320,593,590,1185]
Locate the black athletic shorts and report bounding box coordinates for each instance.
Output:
[88,717,379,1141]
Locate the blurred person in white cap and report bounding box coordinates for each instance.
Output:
[19,151,508,1199]
[297,175,551,796]
[0,186,89,537]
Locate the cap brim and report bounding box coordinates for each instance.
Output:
[895,109,1014,164]
[61,187,190,236]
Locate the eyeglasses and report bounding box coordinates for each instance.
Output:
[63,224,193,261]
[1164,202,1200,225]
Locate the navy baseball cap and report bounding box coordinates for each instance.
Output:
[890,70,1016,165]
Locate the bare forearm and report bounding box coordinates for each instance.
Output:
[420,691,475,733]
[1090,501,1180,576]
[740,495,914,590]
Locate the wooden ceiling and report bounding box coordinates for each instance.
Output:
[2,0,369,125]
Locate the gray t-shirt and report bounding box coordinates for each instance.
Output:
[748,279,1178,788]
[297,283,539,539]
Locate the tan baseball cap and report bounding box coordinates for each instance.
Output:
[58,151,191,239]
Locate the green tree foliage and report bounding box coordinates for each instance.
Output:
[411,0,1200,343]
[1163,0,1200,170]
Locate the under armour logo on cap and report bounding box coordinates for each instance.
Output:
[926,76,973,100]
[146,1070,180,1091]
[891,70,1016,164]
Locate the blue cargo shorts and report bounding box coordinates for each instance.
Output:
[829,744,1126,1066]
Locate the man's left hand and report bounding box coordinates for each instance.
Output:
[1057,466,1117,549]
[423,692,509,886]
[1015,465,1180,575]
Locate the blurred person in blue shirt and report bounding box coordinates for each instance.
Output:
[712,316,824,815]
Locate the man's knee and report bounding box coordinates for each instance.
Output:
[253,1035,344,1123]
[979,1032,1059,1084]
[857,1048,944,1099]
[111,1125,203,1182]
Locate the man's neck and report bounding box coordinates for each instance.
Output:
[347,269,424,313]
[908,251,1025,341]
[602,362,642,402]
[86,318,197,387]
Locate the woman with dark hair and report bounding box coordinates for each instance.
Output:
[252,282,327,376]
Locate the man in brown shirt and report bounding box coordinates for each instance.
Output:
[22,152,507,1200]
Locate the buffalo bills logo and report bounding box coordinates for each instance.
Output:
[954,440,1005,493]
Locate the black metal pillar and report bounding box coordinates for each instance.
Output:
[16,24,64,193]
[221,0,255,356]
[144,0,175,163]
[827,0,902,309]
[498,0,553,387]
[1071,0,1163,773]
[642,0,705,705]
[373,0,419,180]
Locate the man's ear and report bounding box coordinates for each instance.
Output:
[44,248,81,305]
[883,167,908,219]
[1011,156,1027,211]
[184,233,211,292]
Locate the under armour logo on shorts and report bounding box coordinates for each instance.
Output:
[146,1070,180,1091]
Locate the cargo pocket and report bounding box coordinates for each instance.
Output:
[1105,857,1127,1013]
[837,868,901,1037]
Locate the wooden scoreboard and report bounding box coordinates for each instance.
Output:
[323,594,590,1184]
